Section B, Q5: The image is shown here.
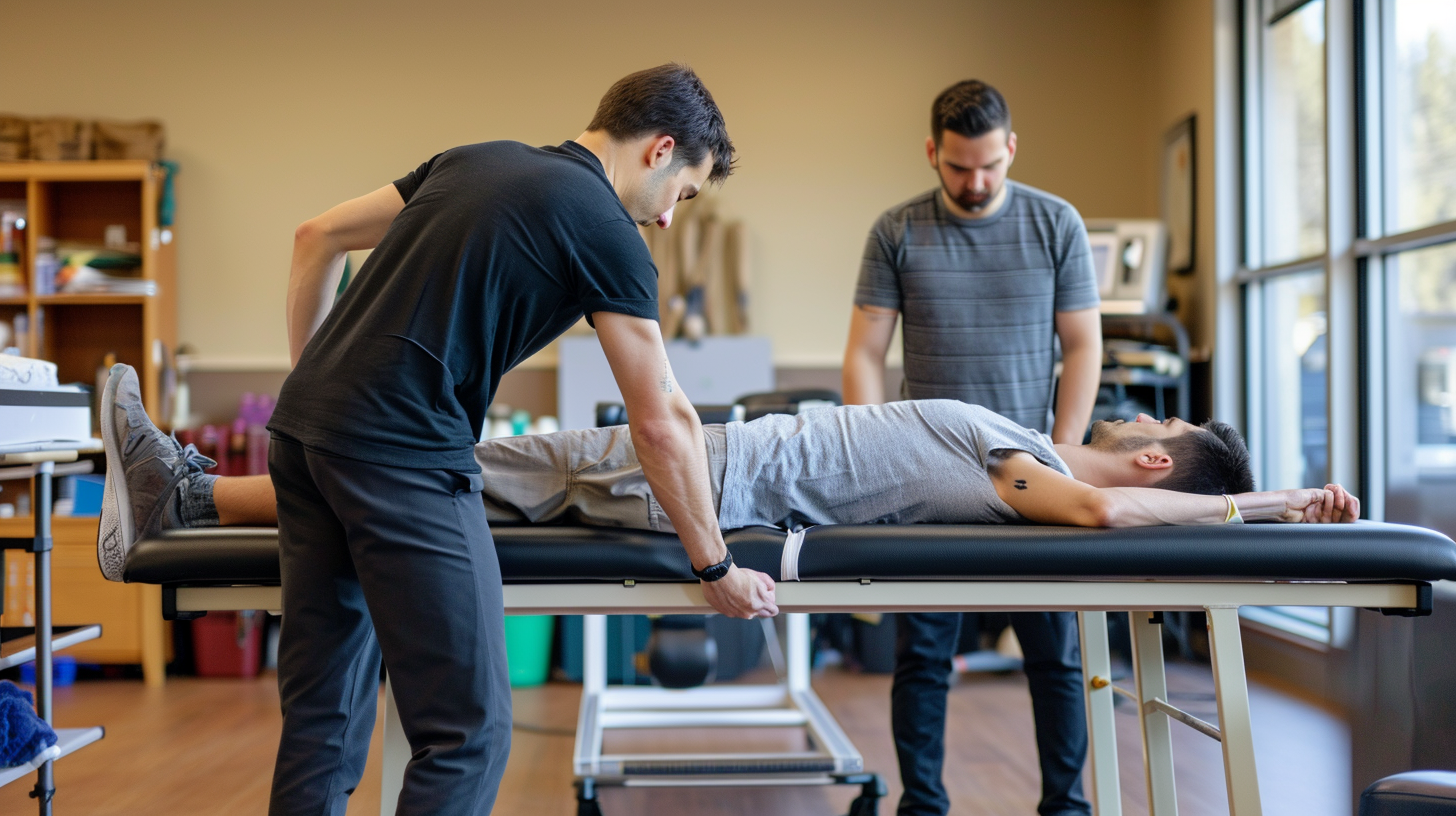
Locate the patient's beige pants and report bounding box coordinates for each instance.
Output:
[474,423,728,534]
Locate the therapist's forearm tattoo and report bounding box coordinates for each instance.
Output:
[659,359,674,393]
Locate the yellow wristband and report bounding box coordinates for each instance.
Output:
[1224,495,1245,524]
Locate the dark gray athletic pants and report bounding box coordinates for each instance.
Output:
[267,434,512,816]
[893,611,1090,816]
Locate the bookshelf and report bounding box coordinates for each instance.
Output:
[0,161,176,685]
[0,160,176,414]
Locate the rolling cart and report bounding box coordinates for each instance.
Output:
[0,443,105,815]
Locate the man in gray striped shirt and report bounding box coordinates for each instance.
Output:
[843,80,1102,816]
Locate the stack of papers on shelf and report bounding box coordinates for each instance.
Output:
[55,265,157,296]
[54,245,153,295]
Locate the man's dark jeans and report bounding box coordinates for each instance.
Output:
[892,611,1091,816]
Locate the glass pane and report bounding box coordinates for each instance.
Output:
[1261,0,1327,265]
[1260,271,1328,489]
[1241,606,1331,644]
[1386,241,1456,538]
[1386,0,1456,233]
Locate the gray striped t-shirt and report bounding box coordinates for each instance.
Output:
[717,400,1070,531]
[855,182,1099,431]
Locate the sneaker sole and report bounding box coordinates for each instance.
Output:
[97,367,134,582]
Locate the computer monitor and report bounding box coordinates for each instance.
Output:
[1085,219,1169,314]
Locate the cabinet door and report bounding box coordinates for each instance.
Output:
[52,538,143,663]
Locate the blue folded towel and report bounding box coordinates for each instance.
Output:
[0,680,57,767]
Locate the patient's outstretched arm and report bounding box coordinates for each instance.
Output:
[992,452,1360,526]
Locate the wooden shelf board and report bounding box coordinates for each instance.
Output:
[0,160,156,182]
[37,294,151,306]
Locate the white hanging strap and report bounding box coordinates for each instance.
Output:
[780,527,808,582]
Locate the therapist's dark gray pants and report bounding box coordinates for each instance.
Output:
[892,611,1090,816]
[267,434,511,816]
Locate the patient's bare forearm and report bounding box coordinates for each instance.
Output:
[1098,486,1354,527]
[1097,488,1228,527]
[1229,492,1291,522]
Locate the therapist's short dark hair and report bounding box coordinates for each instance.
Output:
[931,80,1012,146]
[588,64,736,184]
[1157,420,1255,496]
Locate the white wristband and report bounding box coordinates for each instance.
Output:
[1224,495,1245,524]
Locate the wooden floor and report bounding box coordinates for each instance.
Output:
[0,661,1349,815]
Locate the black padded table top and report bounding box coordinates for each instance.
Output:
[123,521,1456,586]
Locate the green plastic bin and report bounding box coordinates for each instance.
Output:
[504,615,555,687]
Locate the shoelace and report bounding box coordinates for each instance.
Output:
[174,437,217,473]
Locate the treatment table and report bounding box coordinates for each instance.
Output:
[123,521,1456,816]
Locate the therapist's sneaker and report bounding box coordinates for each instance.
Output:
[97,364,216,582]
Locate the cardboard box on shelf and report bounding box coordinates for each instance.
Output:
[29,118,93,161]
[94,120,164,161]
[0,116,27,161]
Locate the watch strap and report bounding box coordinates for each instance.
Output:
[692,550,734,582]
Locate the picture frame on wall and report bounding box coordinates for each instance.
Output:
[1161,114,1196,276]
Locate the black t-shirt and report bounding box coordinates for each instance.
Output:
[269,140,659,470]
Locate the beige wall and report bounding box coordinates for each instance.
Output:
[1150,0,1220,356]
[9,0,1174,368]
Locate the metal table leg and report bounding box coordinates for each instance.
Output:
[31,461,55,815]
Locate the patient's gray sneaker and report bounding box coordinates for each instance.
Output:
[97,364,218,582]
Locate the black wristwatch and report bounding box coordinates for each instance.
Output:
[692,551,734,583]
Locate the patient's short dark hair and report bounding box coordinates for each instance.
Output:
[1156,420,1255,496]
[931,80,1011,145]
[587,63,735,184]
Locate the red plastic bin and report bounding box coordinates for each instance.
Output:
[192,610,263,678]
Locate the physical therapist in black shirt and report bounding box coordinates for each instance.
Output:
[265,64,778,815]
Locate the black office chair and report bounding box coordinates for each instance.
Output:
[735,389,841,421]
[1361,772,1456,816]
[593,401,744,428]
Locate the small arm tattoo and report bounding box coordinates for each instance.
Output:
[659,359,674,394]
[1014,479,1028,490]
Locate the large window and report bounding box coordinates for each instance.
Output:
[1384,0,1456,233]
[1385,242,1456,533]
[1376,0,1456,534]
[1258,271,1328,489]
[1235,0,1456,644]
[1245,0,1330,494]
[1261,0,1327,265]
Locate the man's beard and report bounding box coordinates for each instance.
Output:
[945,180,1000,213]
[1088,419,1154,453]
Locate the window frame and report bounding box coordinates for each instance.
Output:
[1229,0,1456,644]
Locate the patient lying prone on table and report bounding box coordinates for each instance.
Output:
[95,363,1358,580]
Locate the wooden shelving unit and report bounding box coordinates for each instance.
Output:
[0,160,176,686]
[0,515,168,680]
[0,160,176,417]
[1100,312,1192,421]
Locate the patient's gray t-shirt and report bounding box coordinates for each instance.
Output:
[717,400,1071,530]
